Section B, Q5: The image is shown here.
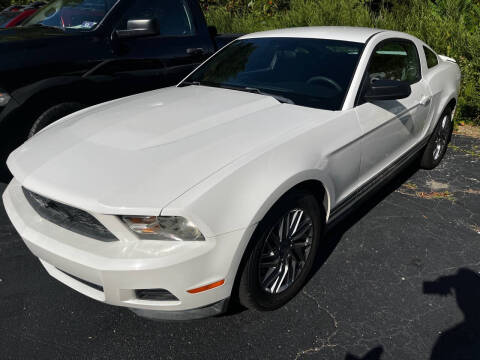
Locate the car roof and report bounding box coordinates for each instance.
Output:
[240,26,390,44]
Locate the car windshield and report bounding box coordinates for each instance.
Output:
[184,37,364,110]
[22,0,118,31]
[0,12,18,27]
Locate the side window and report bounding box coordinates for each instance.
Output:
[367,40,421,85]
[423,46,439,68]
[118,0,195,36]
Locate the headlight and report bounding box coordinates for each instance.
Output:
[121,216,205,241]
[0,91,11,107]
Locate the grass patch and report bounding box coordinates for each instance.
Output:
[448,144,480,157]
[415,191,455,201]
[403,182,418,190]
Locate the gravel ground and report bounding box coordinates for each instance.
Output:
[0,134,479,360]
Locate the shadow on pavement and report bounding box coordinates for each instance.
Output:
[345,346,384,360]
[341,268,480,359]
[226,161,420,317]
[309,161,419,281]
[424,268,480,359]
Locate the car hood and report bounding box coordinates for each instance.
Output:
[8,85,324,215]
[0,26,68,43]
[0,26,78,91]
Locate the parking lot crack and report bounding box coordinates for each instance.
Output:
[294,289,341,359]
[302,288,339,329]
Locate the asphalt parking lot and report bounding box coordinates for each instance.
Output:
[1,134,479,360]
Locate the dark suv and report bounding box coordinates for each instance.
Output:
[0,0,237,181]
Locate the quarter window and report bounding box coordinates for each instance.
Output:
[118,0,195,36]
[367,40,421,85]
[423,46,439,68]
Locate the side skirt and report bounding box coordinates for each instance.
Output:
[327,137,429,228]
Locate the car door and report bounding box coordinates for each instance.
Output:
[109,0,214,93]
[354,39,432,183]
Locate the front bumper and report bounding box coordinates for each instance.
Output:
[130,298,230,321]
[2,179,250,320]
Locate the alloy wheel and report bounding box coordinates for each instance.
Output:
[433,115,450,160]
[258,208,313,294]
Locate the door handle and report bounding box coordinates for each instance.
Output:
[419,95,431,106]
[186,47,206,56]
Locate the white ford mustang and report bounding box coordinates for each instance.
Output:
[3,27,461,320]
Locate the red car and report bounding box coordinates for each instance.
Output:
[0,2,45,28]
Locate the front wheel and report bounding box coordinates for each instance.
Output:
[419,108,453,170]
[238,190,324,311]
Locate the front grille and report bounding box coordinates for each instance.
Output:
[23,187,117,242]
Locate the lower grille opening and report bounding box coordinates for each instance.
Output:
[135,289,178,301]
[58,269,104,292]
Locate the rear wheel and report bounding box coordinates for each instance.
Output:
[238,190,324,311]
[28,102,84,138]
[419,108,453,170]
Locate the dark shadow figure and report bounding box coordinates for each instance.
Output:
[424,268,480,360]
[345,346,384,360]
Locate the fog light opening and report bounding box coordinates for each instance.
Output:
[135,288,178,301]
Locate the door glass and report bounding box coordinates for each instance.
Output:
[118,0,195,36]
[22,0,118,30]
[368,41,421,85]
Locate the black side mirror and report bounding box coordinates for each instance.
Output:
[363,79,411,102]
[116,19,158,39]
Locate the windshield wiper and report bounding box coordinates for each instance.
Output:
[179,80,225,89]
[212,83,295,104]
[243,87,295,105]
[179,82,295,104]
[179,80,202,87]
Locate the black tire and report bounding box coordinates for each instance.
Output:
[238,189,324,311]
[28,102,84,138]
[419,108,453,170]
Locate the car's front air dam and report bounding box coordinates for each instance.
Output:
[129,299,230,320]
[2,179,252,318]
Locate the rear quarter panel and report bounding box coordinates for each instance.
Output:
[421,53,461,135]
